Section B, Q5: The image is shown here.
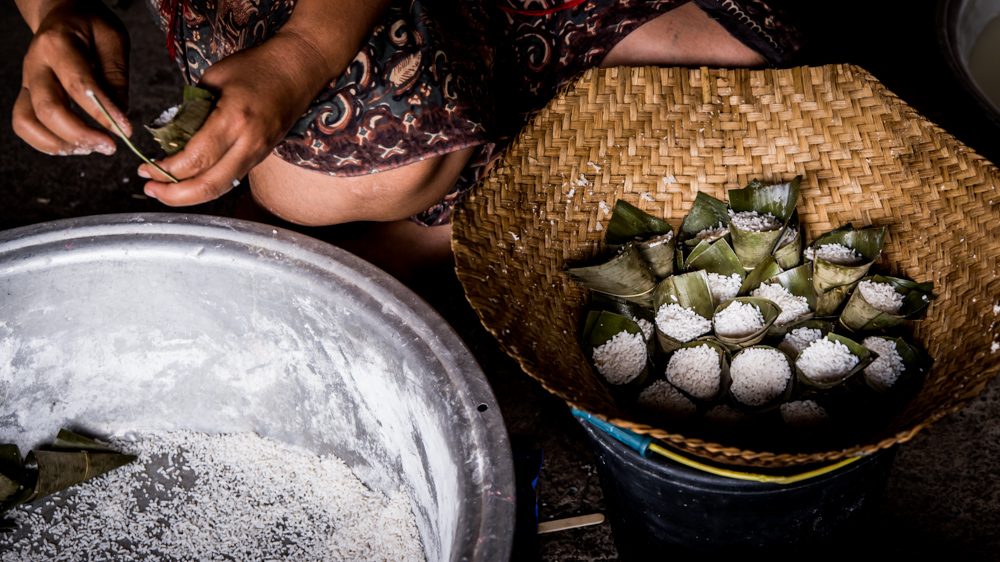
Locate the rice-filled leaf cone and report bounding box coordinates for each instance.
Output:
[23,450,138,504]
[738,255,782,296]
[838,275,934,332]
[685,238,744,278]
[568,243,657,306]
[815,281,858,317]
[145,85,215,156]
[664,340,732,403]
[587,292,656,327]
[678,191,730,250]
[52,429,119,453]
[727,345,796,414]
[652,270,715,354]
[778,398,834,442]
[795,333,875,390]
[727,176,801,268]
[776,319,836,357]
[712,297,780,350]
[604,200,677,278]
[584,311,653,391]
[853,335,933,396]
[772,212,803,270]
[0,446,26,515]
[758,263,816,337]
[633,379,699,426]
[807,225,888,293]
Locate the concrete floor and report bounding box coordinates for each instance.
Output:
[2,1,999,560]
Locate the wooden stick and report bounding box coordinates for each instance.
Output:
[537,513,605,534]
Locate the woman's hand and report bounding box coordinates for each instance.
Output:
[13,0,131,156]
[140,0,392,206]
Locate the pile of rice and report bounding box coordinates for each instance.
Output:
[713,301,765,338]
[857,280,904,313]
[805,243,863,265]
[863,336,906,392]
[779,400,830,429]
[751,283,810,326]
[782,327,823,355]
[729,347,791,406]
[694,223,729,242]
[655,304,712,342]
[703,404,749,427]
[636,381,697,420]
[728,210,782,232]
[592,330,647,384]
[635,318,655,340]
[707,272,742,304]
[665,344,722,400]
[796,338,859,384]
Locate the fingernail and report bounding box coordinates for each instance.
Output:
[144,187,158,200]
[137,168,151,179]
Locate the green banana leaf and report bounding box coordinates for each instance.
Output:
[568,243,658,307]
[815,281,858,317]
[772,212,803,270]
[652,270,715,353]
[727,176,802,268]
[145,85,215,155]
[678,191,730,246]
[738,255,783,295]
[605,199,673,245]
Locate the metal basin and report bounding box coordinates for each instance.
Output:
[0,214,514,561]
[939,0,1000,125]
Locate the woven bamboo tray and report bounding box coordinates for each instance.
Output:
[453,64,1000,468]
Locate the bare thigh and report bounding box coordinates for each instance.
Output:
[601,2,766,68]
[249,146,477,227]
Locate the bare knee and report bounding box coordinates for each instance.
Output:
[249,146,476,226]
[601,3,766,69]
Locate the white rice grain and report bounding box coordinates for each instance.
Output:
[666,344,722,400]
[592,330,647,385]
[655,304,712,342]
[695,223,729,242]
[858,280,904,313]
[751,283,810,326]
[863,336,906,392]
[782,327,823,355]
[796,338,859,384]
[635,318,655,340]
[730,348,791,406]
[780,400,830,429]
[707,272,742,304]
[636,381,697,420]
[713,301,765,338]
[728,210,781,232]
[807,243,863,265]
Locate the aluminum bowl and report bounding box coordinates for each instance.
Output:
[0,213,514,562]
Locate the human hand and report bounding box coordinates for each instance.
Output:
[138,33,330,206]
[12,0,130,156]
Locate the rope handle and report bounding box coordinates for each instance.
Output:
[573,409,861,484]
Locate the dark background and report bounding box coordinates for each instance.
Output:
[2,1,999,559]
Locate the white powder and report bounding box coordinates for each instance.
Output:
[780,400,830,429]
[863,336,906,392]
[707,272,742,304]
[0,431,425,561]
[858,280,904,313]
[694,223,729,242]
[730,348,791,406]
[728,210,781,232]
[714,301,765,338]
[751,283,810,326]
[636,381,697,420]
[796,338,859,384]
[655,304,712,342]
[151,105,180,127]
[782,327,823,355]
[808,243,863,265]
[666,344,722,400]
[592,331,647,384]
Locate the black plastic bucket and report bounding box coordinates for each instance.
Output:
[579,417,896,557]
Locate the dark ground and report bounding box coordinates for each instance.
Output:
[2,1,1000,560]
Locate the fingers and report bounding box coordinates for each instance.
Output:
[142,148,245,206]
[92,23,130,113]
[49,39,132,137]
[24,66,117,152]
[12,88,75,155]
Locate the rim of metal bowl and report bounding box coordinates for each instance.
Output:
[0,212,515,562]
[937,0,1000,127]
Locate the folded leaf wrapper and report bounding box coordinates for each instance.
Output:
[568,243,657,307]
[838,275,934,332]
[712,297,781,350]
[727,177,801,268]
[678,192,730,249]
[795,333,875,390]
[653,270,715,354]
[808,224,888,293]
[145,86,216,156]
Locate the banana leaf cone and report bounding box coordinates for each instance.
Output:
[737,255,782,296]
[795,333,876,390]
[652,270,715,354]
[776,318,836,357]
[712,297,781,351]
[807,224,888,293]
[0,445,30,518]
[568,243,657,307]
[772,212,803,270]
[145,85,215,156]
[604,200,677,278]
[678,192,730,250]
[728,345,797,414]
[760,263,817,337]
[583,311,653,392]
[664,340,733,403]
[727,176,802,268]
[685,238,747,307]
[838,275,934,332]
[587,292,656,327]
[854,335,933,395]
[815,281,858,317]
